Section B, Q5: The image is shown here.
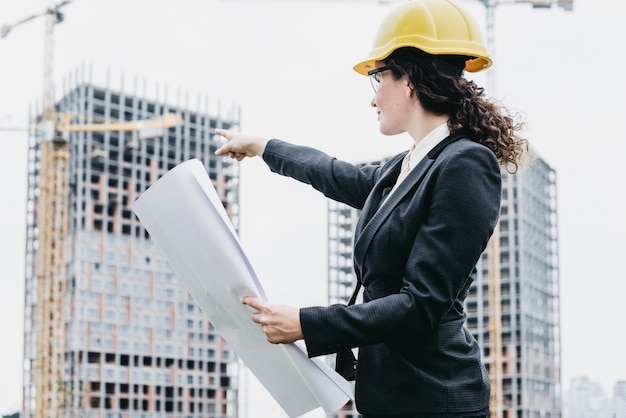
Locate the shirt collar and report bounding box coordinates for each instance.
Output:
[408,123,450,170]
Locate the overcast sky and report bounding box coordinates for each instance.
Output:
[1,0,625,415]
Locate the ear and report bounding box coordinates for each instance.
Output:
[405,81,416,99]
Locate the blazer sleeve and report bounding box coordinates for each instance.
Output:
[300,141,502,357]
[262,139,389,210]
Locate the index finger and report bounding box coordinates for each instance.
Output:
[214,128,228,137]
[242,296,267,312]
[214,129,232,156]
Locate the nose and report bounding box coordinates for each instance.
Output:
[370,95,377,108]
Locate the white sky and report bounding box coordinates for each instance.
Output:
[1,0,625,415]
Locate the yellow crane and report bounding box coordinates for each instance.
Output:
[487,219,503,418]
[3,3,183,416]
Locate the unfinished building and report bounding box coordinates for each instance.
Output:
[327,156,561,418]
[22,68,241,418]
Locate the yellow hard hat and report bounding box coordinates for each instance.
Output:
[354,0,492,75]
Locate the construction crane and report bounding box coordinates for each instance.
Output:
[486,220,504,417]
[2,4,184,417]
[1,1,74,122]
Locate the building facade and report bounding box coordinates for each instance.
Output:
[562,377,611,418]
[469,157,561,418]
[614,381,626,418]
[22,70,241,417]
[327,155,561,418]
[563,378,626,418]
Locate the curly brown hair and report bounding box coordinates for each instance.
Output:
[385,47,529,173]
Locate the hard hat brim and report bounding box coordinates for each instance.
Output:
[353,44,492,76]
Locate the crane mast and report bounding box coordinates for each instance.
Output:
[37,3,73,416]
[34,130,71,416]
[487,220,504,417]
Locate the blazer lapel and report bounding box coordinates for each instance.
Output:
[354,153,405,239]
[353,134,464,268]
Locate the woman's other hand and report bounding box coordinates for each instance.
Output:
[242,296,303,344]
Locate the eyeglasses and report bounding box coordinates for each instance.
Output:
[367,66,390,93]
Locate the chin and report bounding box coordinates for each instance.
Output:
[378,123,390,135]
[379,126,400,136]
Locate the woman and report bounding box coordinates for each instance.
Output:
[215,0,527,416]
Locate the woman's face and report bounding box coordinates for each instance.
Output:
[370,65,416,136]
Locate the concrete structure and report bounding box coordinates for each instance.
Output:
[614,381,626,418]
[22,69,241,417]
[562,378,626,418]
[327,155,561,418]
[562,376,610,418]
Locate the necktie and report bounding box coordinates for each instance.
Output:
[395,149,412,186]
[381,147,413,206]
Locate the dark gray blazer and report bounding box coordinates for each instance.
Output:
[262,135,499,416]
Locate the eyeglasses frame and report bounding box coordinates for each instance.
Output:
[367,66,390,93]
